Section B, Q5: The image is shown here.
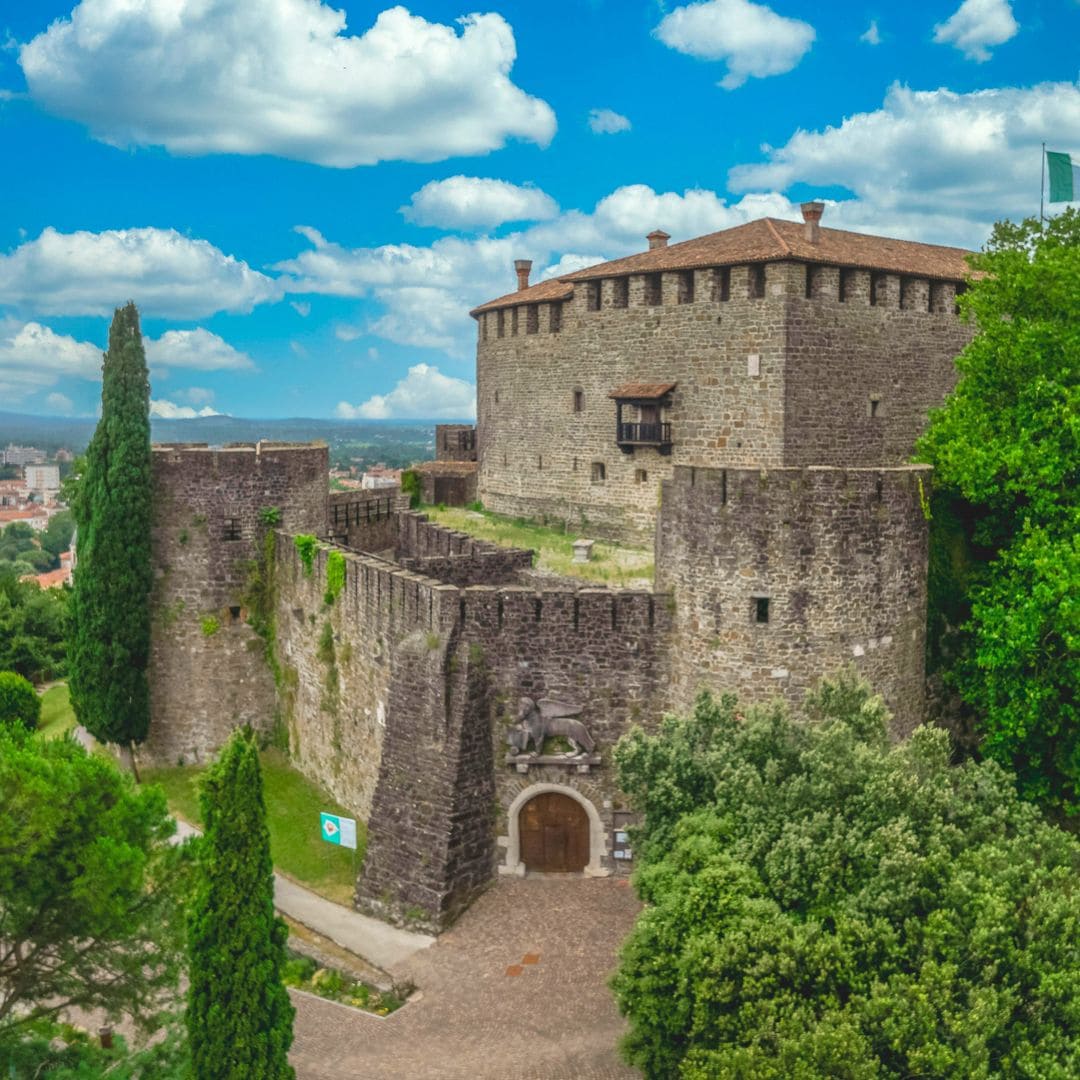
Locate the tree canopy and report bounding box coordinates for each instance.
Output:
[0,672,40,732]
[0,567,69,683]
[611,674,1080,1078]
[0,729,187,1044]
[917,209,1080,813]
[69,302,153,749]
[187,727,295,1078]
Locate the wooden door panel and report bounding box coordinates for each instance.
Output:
[520,793,589,873]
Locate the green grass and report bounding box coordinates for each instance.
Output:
[144,748,364,906]
[38,684,76,739]
[421,505,654,587]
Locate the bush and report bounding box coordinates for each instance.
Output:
[400,470,421,509]
[611,673,1080,1078]
[0,670,40,731]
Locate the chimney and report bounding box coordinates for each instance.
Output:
[800,201,824,244]
[514,259,532,291]
[647,229,670,251]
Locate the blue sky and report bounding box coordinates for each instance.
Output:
[0,0,1078,419]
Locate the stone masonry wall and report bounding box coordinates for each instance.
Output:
[656,465,930,737]
[328,488,409,551]
[144,443,328,765]
[435,424,477,462]
[395,510,533,586]
[476,261,968,537]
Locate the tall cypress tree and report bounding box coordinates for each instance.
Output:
[69,301,153,755]
[187,728,295,1079]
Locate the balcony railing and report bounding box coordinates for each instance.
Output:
[618,422,672,445]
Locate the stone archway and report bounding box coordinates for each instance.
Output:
[502,783,609,877]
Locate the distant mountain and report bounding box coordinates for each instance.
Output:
[0,412,456,468]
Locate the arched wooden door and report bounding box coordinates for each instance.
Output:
[520,792,589,873]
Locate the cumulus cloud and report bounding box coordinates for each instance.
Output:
[19,1,555,167]
[588,108,631,134]
[144,328,256,372]
[177,387,215,406]
[45,392,74,414]
[860,20,881,45]
[335,363,475,419]
[729,81,1080,246]
[655,0,815,89]
[0,318,101,402]
[0,227,281,318]
[933,0,1018,62]
[402,176,559,229]
[149,399,222,419]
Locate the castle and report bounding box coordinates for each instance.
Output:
[144,205,974,931]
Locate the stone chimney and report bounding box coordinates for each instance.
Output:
[800,201,825,244]
[647,229,670,251]
[514,259,532,291]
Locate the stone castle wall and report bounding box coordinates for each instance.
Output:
[656,464,931,736]
[475,260,970,536]
[144,443,328,765]
[329,488,409,551]
[395,510,533,586]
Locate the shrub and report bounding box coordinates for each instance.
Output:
[324,550,345,605]
[293,534,319,577]
[0,670,40,732]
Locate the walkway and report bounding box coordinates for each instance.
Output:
[289,876,641,1080]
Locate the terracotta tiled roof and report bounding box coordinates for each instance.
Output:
[609,382,677,400]
[471,218,975,314]
[469,277,574,316]
[24,568,71,589]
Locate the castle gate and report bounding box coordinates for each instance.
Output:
[519,792,589,873]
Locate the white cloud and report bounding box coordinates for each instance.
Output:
[0,227,281,318]
[860,20,881,45]
[402,176,559,229]
[655,0,815,89]
[150,399,222,419]
[933,0,1018,62]
[0,318,101,402]
[20,1,555,167]
[178,387,215,406]
[336,363,475,419]
[335,324,363,342]
[144,328,256,371]
[729,81,1080,246]
[588,108,631,134]
[46,392,74,414]
[290,301,311,317]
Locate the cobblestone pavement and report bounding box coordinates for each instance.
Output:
[289,877,642,1080]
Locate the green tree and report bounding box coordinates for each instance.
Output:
[611,674,1080,1078]
[0,672,40,731]
[917,209,1080,813]
[187,728,295,1079]
[69,302,153,758]
[41,509,76,562]
[0,570,69,682]
[0,729,187,1044]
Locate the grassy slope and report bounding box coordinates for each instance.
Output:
[422,505,653,587]
[38,684,76,739]
[144,748,364,906]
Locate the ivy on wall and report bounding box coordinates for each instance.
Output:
[294,534,319,577]
[325,550,346,606]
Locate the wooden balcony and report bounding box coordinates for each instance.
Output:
[617,421,673,455]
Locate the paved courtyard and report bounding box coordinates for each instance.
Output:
[289,876,642,1080]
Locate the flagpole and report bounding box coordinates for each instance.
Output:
[1040,141,1046,223]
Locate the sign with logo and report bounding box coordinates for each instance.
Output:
[319,812,357,850]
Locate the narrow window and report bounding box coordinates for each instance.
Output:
[586,281,601,311]
[839,269,852,303]
[550,302,562,333]
[805,265,814,299]
[537,455,543,470]
[748,265,766,299]
[572,458,578,472]
[526,304,539,334]
[573,389,583,413]
[229,605,242,623]
[591,461,606,483]
[754,597,770,624]
[717,266,731,302]
[869,397,881,418]
[678,271,694,304]
[644,273,662,306]
[613,278,629,308]
[223,517,242,541]
[496,309,505,338]
[899,277,911,309]
[494,390,500,404]
[511,307,519,335]
[634,468,648,484]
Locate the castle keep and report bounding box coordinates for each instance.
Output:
[146,207,974,931]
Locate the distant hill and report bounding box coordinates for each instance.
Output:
[0,412,457,468]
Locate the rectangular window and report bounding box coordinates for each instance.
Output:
[223,518,242,541]
[748,265,766,299]
[754,597,770,624]
[644,273,662,306]
[716,266,731,302]
[869,397,881,418]
[839,269,854,303]
[511,307,519,335]
[590,461,606,483]
[229,605,242,623]
[573,389,583,413]
[537,455,543,470]
[586,281,601,311]
[526,304,539,334]
[634,469,648,484]
[805,265,814,299]
[678,271,694,304]
[550,302,562,333]
[496,309,505,338]
[613,278,629,308]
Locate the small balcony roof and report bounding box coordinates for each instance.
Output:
[609,381,676,400]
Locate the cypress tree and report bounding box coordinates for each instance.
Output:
[69,301,153,755]
[187,728,295,1079]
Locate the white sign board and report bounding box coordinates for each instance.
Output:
[320,812,358,850]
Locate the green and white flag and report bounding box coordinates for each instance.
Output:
[1047,150,1080,203]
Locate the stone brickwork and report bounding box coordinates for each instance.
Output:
[328,488,410,551]
[435,424,477,462]
[475,260,971,536]
[395,510,533,586]
[144,443,328,765]
[412,460,478,507]
[656,464,931,737]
